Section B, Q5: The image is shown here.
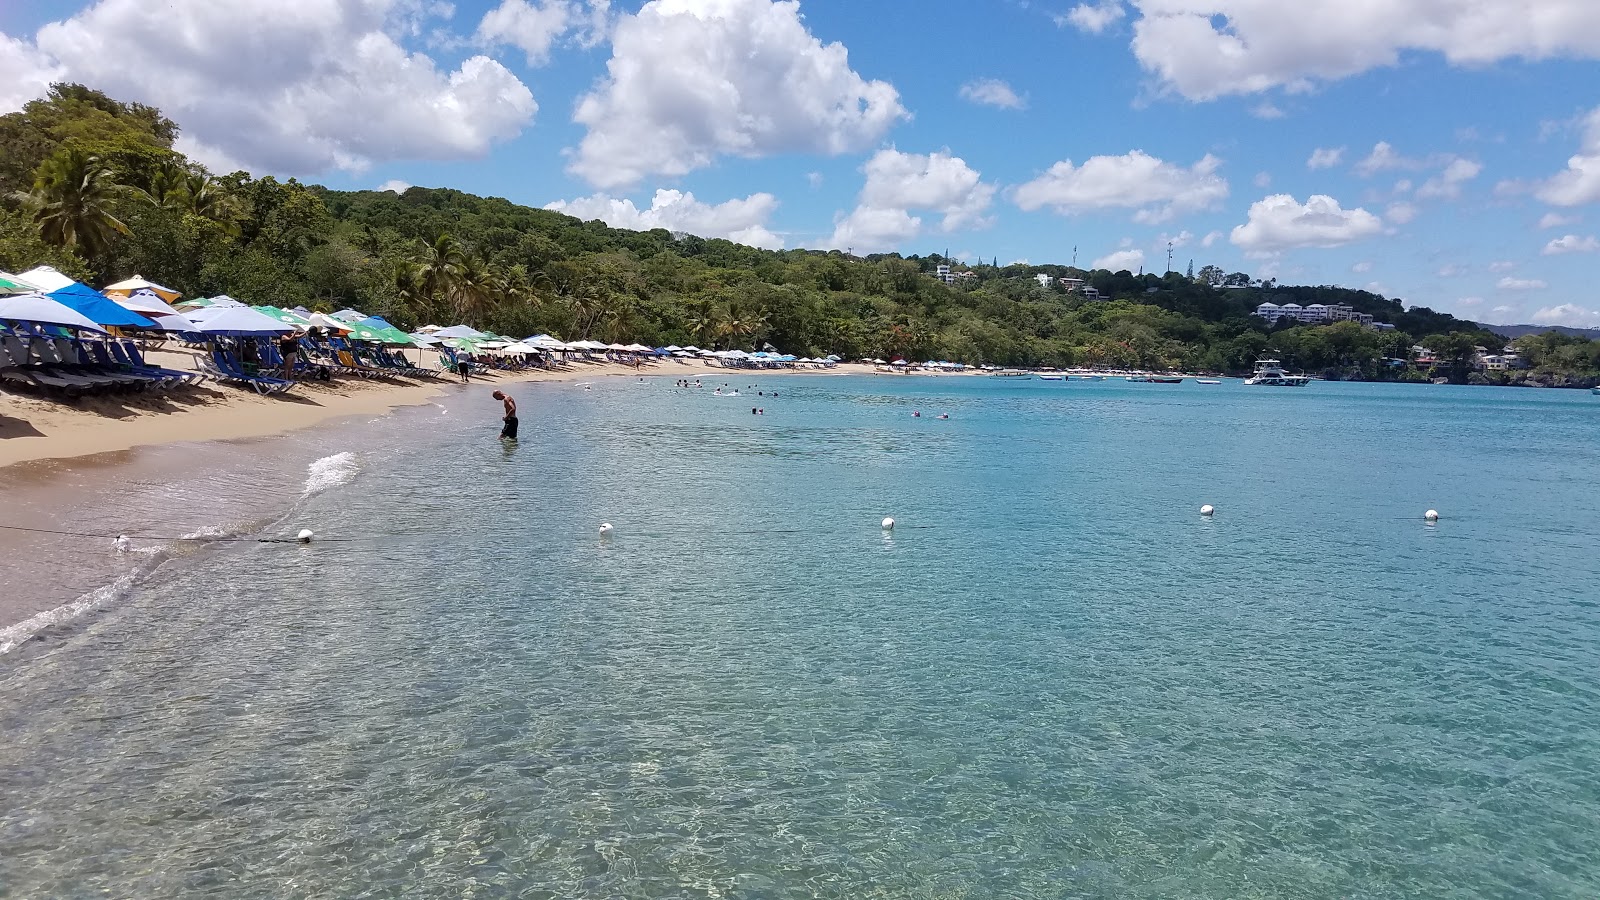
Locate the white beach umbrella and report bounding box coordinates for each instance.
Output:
[433,324,488,339]
[13,265,75,293]
[115,288,186,317]
[0,291,109,332]
[193,306,295,335]
[102,275,181,302]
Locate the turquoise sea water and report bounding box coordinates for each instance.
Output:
[3,375,1600,897]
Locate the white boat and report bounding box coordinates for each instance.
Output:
[1196,379,1222,385]
[1592,386,1599,395]
[1038,374,1064,381]
[1243,359,1310,387]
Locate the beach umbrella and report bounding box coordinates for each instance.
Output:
[192,306,295,336]
[418,324,443,333]
[102,275,181,302]
[305,312,351,332]
[289,305,313,316]
[0,273,39,295]
[145,312,203,332]
[116,288,186,317]
[408,331,443,345]
[664,345,682,352]
[177,295,246,311]
[254,305,315,330]
[624,343,651,352]
[14,265,74,293]
[330,308,368,322]
[344,322,414,345]
[48,282,156,328]
[433,324,487,339]
[0,292,109,333]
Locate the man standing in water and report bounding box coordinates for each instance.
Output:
[492,390,518,441]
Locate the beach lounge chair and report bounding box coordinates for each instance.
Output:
[83,340,181,390]
[202,348,296,394]
[110,341,206,386]
[32,336,138,392]
[0,335,92,398]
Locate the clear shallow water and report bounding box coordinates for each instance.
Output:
[3,375,1600,898]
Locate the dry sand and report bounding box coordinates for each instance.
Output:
[0,347,881,469]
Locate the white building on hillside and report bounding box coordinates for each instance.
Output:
[935,264,955,284]
[1035,273,1053,289]
[1255,301,1376,328]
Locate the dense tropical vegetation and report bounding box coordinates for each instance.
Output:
[2,84,1597,386]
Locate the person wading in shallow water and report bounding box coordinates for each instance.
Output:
[492,390,518,441]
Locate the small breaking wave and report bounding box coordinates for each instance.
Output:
[302,452,359,496]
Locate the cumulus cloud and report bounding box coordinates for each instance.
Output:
[1351,261,1373,273]
[0,32,62,112]
[546,188,783,249]
[1060,1,1127,34]
[1124,0,1600,100]
[1230,194,1383,254]
[570,0,906,189]
[1415,158,1483,199]
[1539,212,1580,229]
[1307,147,1344,169]
[1013,150,1227,224]
[828,148,996,252]
[1093,248,1146,272]
[1200,230,1222,247]
[1497,276,1548,290]
[1542,234,1600,254]
[4,0,536,176]
[1253,171,1272,188]
[1489,260,1515,272]
[1354,141,1427,176]
[958,78,1026,110]
[475,0,612,65]
[1250,101,1285,119]
[1437,263,1465,277]
[1531,303,1600,326]
[1534,105,1600,206]
[378,179,412,193]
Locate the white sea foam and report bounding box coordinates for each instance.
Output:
[302,452,359,496]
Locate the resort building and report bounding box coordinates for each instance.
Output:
[1035,273,1053,289]
[935,264,955,285]
[1255,302,1377,328]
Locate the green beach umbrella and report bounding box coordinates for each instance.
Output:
[0,274,35,295]
[253,305,315,330]
[345,322,415,345]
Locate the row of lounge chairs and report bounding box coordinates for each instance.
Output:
[0,332,206,398]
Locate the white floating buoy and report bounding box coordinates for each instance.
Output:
[882,517,895,530]
[1200,505,1215,517]
[599,523,614,535]
[114,535,131,553]
[1424,509,1439,522]
[297,529,315,543]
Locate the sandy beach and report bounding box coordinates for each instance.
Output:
[0,347,881,470]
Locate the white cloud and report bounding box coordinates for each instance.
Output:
[1013,150,1228,224]
[1200,230,1222,247]
[1534,106,1600,206]
[1230,194,1383,254]
[1415,158,1483,199]
[1437,263,1465,277]
[547,188,783,249]
[958,78,1026,110]
[1385,201,1418,224]
[1355,141,1426,176]
[378,179,412,193]
[1455,296,1484,307]
[1531,303,1600,326]
[1093,248,1146,271]
[1542,233,1600,254]
[570,0,906,189]
[7,1,536,176]
[1539,212,1580,229]
[1250,101,1285,119]
[1125,0,1600,100]
[806,171,824,190]
[1497,276,1548,290]
[1060,1,1126,34]
[828,148,996,252]
[475,0,611,66]
[1307,147,1344,169]
[1489,260,1515,272]
[829,206,921,255]
[1253,171,1272,188]
[1159,229,1195,248]
[0,31,62,112]
[1351,261,1373,273]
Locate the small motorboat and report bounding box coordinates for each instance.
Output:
[1197,379,1222,385]
[1038,374,1064,381]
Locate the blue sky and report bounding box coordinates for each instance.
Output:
[4,0,1600,326]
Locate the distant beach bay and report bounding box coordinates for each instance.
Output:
[2,374,1598,898]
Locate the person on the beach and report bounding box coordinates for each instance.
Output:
[278,332,299,380]
[457,353,472,383]
[492,390,518,441]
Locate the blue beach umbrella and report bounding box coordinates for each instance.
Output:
[192,306,296,336]
[48,282,156,328]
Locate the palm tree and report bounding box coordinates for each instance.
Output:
[9,148,135,261]
[413,234,466,314]
[684,299,719,347]
[450,253,497,322]
[176,173,242,234]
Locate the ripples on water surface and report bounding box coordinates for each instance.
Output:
[3,377,1600,898]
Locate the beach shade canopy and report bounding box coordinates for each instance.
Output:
[330,308,368,322]
[441,336,482,351]
[306,312,351,332]
[0,272,40,295]
[48,282,156,328]
[344,321,414,345]
[177,295,246,311]
[146,312,203,332]
[357,315,401,331]
[432,324,487,339]
[624,343,651,352]
[407,331,443,345]
[14,265,75,293]
[253,305,315,330]
[102,275,181,302]
[289,306,313,317]
[0,291,109,333]
[116,288,186,317]
[192,306,296,336]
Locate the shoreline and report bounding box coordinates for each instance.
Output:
[0,355,882,470]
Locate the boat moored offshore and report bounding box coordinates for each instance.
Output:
[1243,359,1311,387]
